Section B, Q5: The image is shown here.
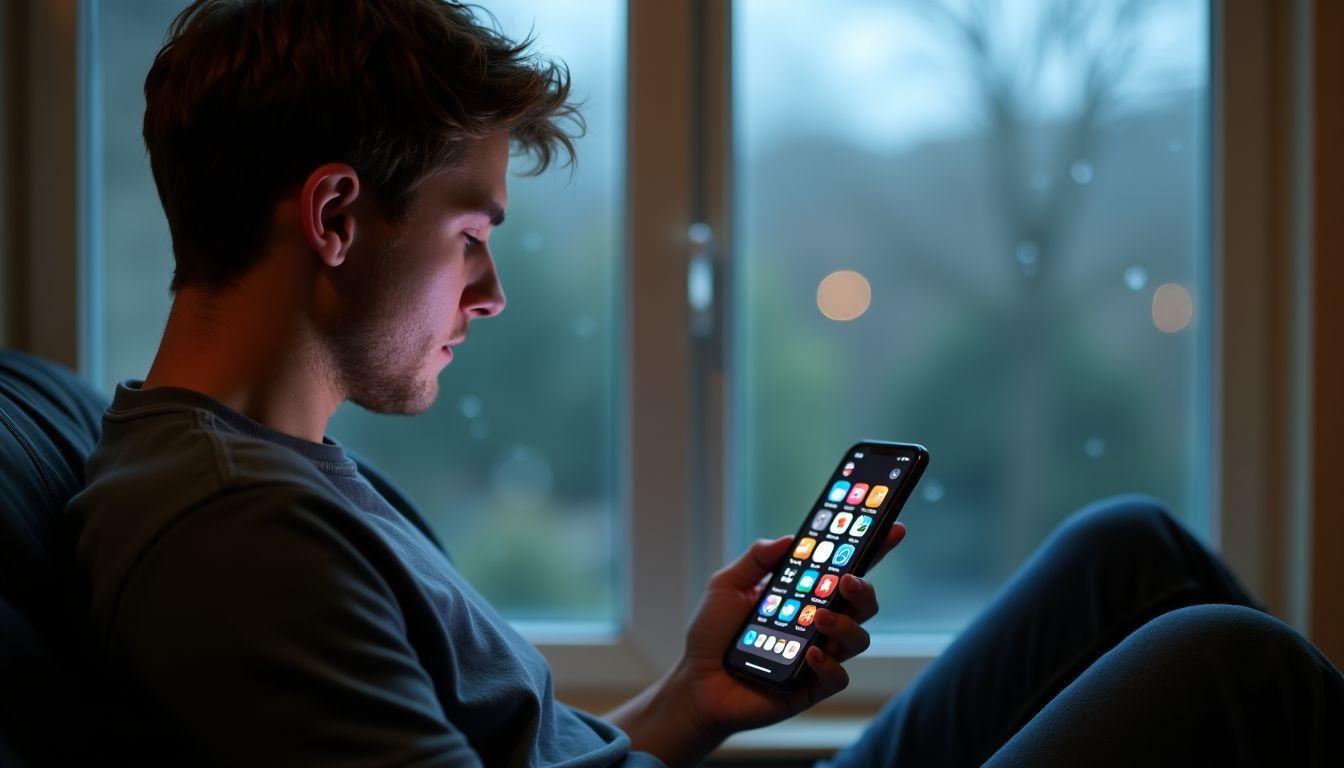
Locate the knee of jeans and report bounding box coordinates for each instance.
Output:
[1052,495,1177,552]
[1132,604,1323,676]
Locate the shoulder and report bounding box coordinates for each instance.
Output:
[69,401,373,629]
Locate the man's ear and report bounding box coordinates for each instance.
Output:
[300,163,361,267]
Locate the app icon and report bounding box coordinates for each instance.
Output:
[842,461,855,477]
[889,468,902,481]
[774,639,786,654]
[763,635,777,651]
[759,594,782,617]
[845,483,870,505]
[812,540,835,563]
[829,511,854,535]
[754,632,768,648]
[743,629,758,646]
[792,537,816,560]
[797,569,820,593]
[809,509,833,531]
[850,515,873,537]
[827,481,851,503]
[797,605,818,627]
[864,485,890,508]
[832,543,855,566]
[779,599,802,622]
[783,640,802,659]
[779,567,799,586]
[815,574,839,598]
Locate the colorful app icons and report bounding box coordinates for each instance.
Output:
[845,483,870,505]
[832,543,855,566]
[850,514,873,537]
[829,511,854,535]
[783,640,802,659]
[809,509,833,531]
[779,599,802,622]
[864,485,890,508]
[792,537,817,560]
[742,629,758,646]
[815,574,840,598]
[812,540,835,563]
[827,481,851,503]
[797,569,820,594]
[759,594,782,617]
[797,605,818,627]
[842,461,856,477]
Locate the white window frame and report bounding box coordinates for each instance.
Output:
[2,0,1331,713]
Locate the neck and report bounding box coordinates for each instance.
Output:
[143,267,341,443]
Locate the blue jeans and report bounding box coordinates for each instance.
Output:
[822,497,1344,767]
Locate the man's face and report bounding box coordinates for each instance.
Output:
[329,132,509,415]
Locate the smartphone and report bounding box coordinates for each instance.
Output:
[723,440,928,693]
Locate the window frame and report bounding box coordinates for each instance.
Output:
[1,0,1329,711]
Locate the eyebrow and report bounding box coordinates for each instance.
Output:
[472,203,506,227]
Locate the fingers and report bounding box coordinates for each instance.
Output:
[804,645,850,697]
[865,521,907,571]
[813,608,871,662]
[837,573,879,623]
[709,535,793,592]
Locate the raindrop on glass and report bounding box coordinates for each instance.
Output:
[1084,437,1106,459]
[1016,240,1040,265]
[923,481,945,503]
[521,232,544,253]
[1124,266,1148,291]
[459,395,483,419]
[574,315,597,338]
[1070,160,1094,185]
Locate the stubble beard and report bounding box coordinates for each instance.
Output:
[332,243,440,416]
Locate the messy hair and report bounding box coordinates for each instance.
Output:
[143,0,582,291]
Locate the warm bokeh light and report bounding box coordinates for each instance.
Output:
[816,270,872,321]
[1152,283,1193,333]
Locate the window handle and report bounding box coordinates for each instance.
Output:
[688,222,714,337]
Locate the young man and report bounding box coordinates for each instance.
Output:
[68,1,1342,766]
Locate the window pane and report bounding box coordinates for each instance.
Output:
[94,0,625,625]
[732,0,1210,634]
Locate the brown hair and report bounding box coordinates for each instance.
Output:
[143,0,581,291]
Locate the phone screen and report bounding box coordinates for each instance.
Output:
[723,440,928,692]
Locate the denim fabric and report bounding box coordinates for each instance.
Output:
[821,497,1343,767]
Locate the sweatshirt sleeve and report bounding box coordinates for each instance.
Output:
[103,484,482,767]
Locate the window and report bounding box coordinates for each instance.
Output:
[82,0,1224,702]
[731,0,1210,636]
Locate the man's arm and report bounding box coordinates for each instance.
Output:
[605,525,906,767]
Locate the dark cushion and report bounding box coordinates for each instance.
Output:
[0,349,108,766]
[0,349,104,630]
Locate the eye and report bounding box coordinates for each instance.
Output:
[464,233,482,247]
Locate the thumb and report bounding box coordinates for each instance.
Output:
[711,535,793,591]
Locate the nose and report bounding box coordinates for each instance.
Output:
[464,249,506,318]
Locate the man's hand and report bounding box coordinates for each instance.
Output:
[607,522,906,766]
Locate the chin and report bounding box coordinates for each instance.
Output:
[349,374,438,416]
